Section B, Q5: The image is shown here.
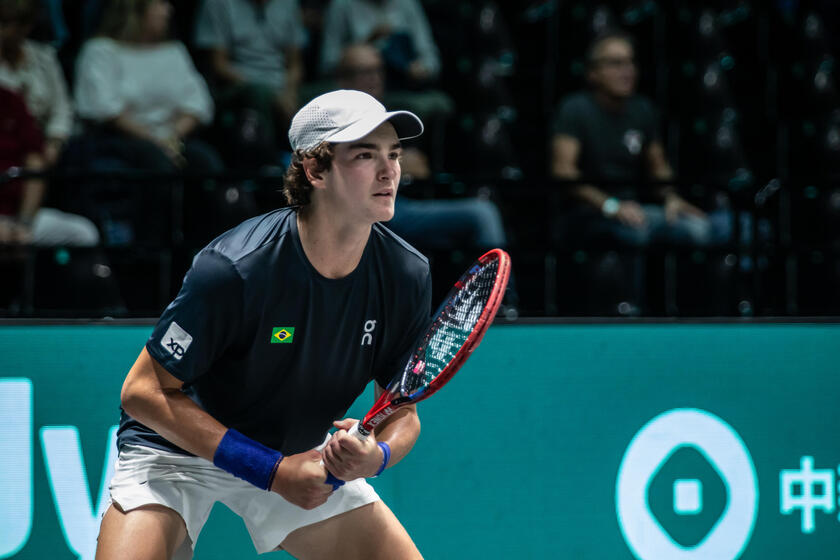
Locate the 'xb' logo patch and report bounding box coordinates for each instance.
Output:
[161,321,193,360]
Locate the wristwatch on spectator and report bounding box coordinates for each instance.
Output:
[601,197,620,217]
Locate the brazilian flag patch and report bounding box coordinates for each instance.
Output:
[271,327,295,344]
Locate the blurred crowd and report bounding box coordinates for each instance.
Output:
[0,0,838,317]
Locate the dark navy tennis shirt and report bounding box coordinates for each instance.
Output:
[118,207,431,455]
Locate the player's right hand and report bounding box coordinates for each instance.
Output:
[270,449,333,510]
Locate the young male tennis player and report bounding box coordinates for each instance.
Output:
[95,90,430,559]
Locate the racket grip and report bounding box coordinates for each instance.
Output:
[348,422,369,441]
[321,423,367,489]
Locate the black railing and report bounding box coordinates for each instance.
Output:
[0,167,837,318]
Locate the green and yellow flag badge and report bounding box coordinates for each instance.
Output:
[271,327,295,344]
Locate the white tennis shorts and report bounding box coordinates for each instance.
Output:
[106,443,380,559]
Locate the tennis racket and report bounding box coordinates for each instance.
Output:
[325,248,511,488]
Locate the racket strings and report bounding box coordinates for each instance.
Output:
[400,259,499,395]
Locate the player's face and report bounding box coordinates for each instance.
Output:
[589,38,637,99]
[324,122,402,224]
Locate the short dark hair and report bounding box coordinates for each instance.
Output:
[282,142,335,207]
[585,29,635,69]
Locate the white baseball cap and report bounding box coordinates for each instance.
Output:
[288,89,424,151]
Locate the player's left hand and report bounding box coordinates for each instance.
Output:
[322,418,384,481]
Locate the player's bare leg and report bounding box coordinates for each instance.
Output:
[280,500,423,560]
[95,503,188,560]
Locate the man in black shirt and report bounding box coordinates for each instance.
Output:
[552,30,709,247]
[96,90,429,559]
[551,31,717,314]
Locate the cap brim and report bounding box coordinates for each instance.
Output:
[326,110,424,144]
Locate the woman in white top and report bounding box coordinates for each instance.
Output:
[74,0,218,168]
[68,0,229,246]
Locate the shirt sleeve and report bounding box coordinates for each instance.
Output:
[172,42,215,124]
[552,95,582,139]
[194,0,232,50]
[74,39,125,122]
[374,265,432,388]
[146,249,244,383]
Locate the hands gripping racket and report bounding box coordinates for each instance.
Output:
[325,248,511,488]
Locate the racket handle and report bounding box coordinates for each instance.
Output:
[321,423,369,490]
[348,421,370,441]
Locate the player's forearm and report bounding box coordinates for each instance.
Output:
[121,350,227,461]
[373,405,420,468]
[127,388,226,459]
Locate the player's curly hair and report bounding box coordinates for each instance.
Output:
[282,142,334,207]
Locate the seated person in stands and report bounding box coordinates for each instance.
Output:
[335,44,517,317]
[74,0,219,172]
[551,29,710,248]
[67,0,225,246]
[0,86,98,246]
[320,0,440,88]
[0,0,73,167]
[318,0,452,130]
[337,43,507,252]
[194,0,306,166]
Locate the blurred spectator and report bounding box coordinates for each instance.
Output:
[320,0,441,90]
[66,0,223,246]
[194,0,305,166]
[336,44,428,177]
[337,44,507,252]
[552,30,715,248]
[551,30,730,314]
[75,0,217,167]
[0,86,98,246]
[331,37,452,173]
[0,0,73,167]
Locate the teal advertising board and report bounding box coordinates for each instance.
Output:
[0,323,838,558]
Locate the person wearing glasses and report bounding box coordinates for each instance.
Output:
[551,30,714,314]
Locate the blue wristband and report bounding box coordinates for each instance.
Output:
[213,429,283,490]
[374,442,391,477]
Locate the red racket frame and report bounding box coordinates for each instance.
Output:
[357,248,511,436]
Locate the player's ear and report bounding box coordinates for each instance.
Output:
[303,157,327,190]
